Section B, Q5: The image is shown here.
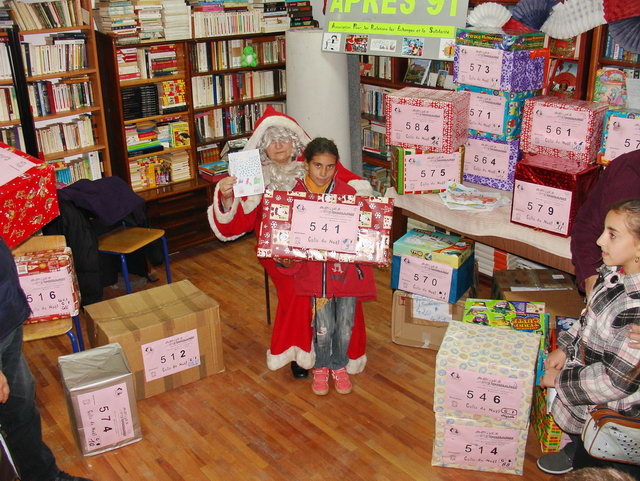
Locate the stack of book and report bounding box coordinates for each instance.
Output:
[93,1,139,44]
[0,86,19,122]
[0,38,10,81]
[121,84,159,120]
[126,121,163,157]
[362,163,390,196]
[286,0,316,29]
[0,0,13,27]
[163,151,191,182]
[361,117,386,158]
[21,32,88,76]
[198,158,228,183]
[129,155,167,190]
[116,47,141,81]
[132,0,163,41]
[197,143,221,164]
[160,0,191,40]
[261,0,289,33]
[52,152,102,186]
[159,79,187,113]
[0,126,23,151]
[27,77,93,117]
[35,114,94,155]
[145,44,178,78]
[9,0,82,29]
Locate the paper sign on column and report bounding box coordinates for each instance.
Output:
[511,181,573,236]
[141,329,201,382]
[77,382,135,454]
[228,149,264,197]
[397,255,453,302]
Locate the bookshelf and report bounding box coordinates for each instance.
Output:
[544,31,593,100]
[586,25,640,104]
[188,32,286,165]
[5,0,111,184]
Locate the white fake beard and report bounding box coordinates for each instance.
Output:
[262,160,306,190]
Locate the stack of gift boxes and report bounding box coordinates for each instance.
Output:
[598,107,640,166]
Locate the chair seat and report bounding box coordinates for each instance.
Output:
[24,318,73,343]
[98,227,166,254]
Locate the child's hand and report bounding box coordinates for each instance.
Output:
[628,324,640,349]
[540,368,561,389]
[218,176,237,209]
[544,348,567,371]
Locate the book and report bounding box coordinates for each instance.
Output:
[548,60,578,98]
[170,121,190,147]
[592,68,628,106]
[403,59,431,85]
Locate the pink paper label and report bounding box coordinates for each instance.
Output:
[604,116,640,161]
[289,199,360,253]
[444,367,524,421]
[464,138,511,180]
[397,255,452,301]
[390,103,445,149]
[529,105,590,152]
[468,92,506,135]
[141,329,201,382]
[442,423,519,470]
[457,46,503,89]
[77,382,134,453]
[511,180,573,235]
[18,270,76,318]
[404,152,460,192]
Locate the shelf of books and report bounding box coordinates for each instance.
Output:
[543,32,592,100]
[587,25,640,109]
[0,32,22,147]
[6,0,111,186]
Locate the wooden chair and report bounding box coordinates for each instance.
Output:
[12,235,83,352]
[98,226,172,294]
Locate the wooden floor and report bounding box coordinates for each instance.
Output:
[24,235,554,481]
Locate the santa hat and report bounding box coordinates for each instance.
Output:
[244,106,311,152]
[541,0,640,40]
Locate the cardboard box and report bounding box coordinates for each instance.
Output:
[462,135,520,191]
[14,247,81,323]
[456,85,538,141]
[390,289,469,349]
[385,87,470,153]
[59,343,142,456]
[453,45,548,92]
[0,143,59,248]
[455,27,546,51]
[511,153,600,237]
[84,280,224,400]
[431,413,529,475]
[520,96,609,165]
[434,322,539,428]
[599,107,640,165]
[492,268,575,299]
[256,190,394,266]
[390,146,463,194]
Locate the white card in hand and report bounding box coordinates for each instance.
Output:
[228,149,265,197]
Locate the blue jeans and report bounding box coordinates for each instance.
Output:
[0,327,58,481]
[313,297,356,370]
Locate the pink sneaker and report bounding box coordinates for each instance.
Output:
[331,367,352,394]
[311,368,329,395]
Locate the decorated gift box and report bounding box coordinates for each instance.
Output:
[531,386,566,453]
[455,27,546,51]
[14,247,81,323]
[390,146,463,194]
[456,85,538,141]
[0,143,59,248]
[392,229,474,268]
[521,96,609,166]
[511,153,600,237]
[453,45,548,92]
[256,190,394,266]
[432,413,529,475]
[463,135,520,191]
[385,87,470,153]
[599,107,640,165]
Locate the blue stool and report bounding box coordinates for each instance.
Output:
[98,227,172,294]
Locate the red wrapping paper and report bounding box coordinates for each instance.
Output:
[0,143,59,248]
[510,153,600,237]
[256,190,394,266]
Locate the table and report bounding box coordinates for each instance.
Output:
[387,187,574,274]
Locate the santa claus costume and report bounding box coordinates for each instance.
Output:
[207,107,373,373]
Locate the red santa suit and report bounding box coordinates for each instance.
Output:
[207,107,373,373]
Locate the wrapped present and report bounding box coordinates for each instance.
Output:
[14,247,81,323]
[531,386,565,453]
[453,45,548,92]
[511,153,600,237]
[456,85,538,141]
[385,87,470,153]
[256,190,394,266]
[432,413,529,475]
[390,146,463,194]
[433,321,539,428]
[392,229,474,268]
[599,107,640,165]
[0,143,59,248]
[455,27,546,51]
[520,96,609,166]
[463,135,520,191]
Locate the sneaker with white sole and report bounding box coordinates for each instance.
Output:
[536,449,574,475]
[331,367,352,394]
[311,368,329,395]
